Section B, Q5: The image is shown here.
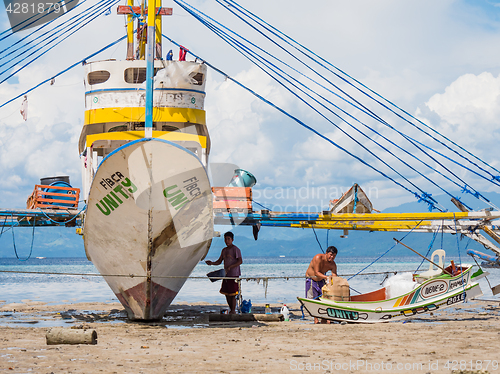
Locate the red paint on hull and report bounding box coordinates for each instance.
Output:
[116,281,178,320]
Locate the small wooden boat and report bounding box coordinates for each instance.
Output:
[329,183,373,214]
[298,258,484,323]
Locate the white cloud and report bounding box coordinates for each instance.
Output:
[427,72,500,129]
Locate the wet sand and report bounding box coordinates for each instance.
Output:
[1,299,499,373]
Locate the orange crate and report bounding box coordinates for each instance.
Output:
[27,184,80,210]
[212,187,253,212]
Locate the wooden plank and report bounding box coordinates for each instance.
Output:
[35,184,79,191]
[212,187,252,199]
[36,192,77,199]
[35,198,77,205]
[34,205,75,211]
[116,5,172,15]
[213,200,252,210]
[208,313,283,322]
[492,284,500,295]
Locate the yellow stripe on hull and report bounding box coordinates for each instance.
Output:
[86,131,207,148]
[84,107,206,125]
[393,297,404,308]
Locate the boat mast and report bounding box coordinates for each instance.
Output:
[126,0,134,59]
[144,0,156,138]
[117,2,171,137]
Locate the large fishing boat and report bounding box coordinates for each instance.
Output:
[79,3,213,320]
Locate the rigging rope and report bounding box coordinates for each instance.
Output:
[0,0,92,71]
[0,0,76,39]
[0,0,82,59]
[218,0,500,180]
[212,0,491,205]
[11,213,36,261]
[0,269,427,278]
[311,226,323,253]
[347,219,424,281]
[36,205,86,225]
[415,227,439,272]
[178,2,478,211]
[0,0,120,85]
[161,34,440,212]
[174,0,500,211]
[0,33,128,109]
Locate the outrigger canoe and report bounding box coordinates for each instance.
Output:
[298,262,484,323]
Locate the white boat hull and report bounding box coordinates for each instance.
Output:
[84,138,213,320]
[298,268,483,323]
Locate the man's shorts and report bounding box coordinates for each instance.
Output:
[220,278,239,296]
[305,278,326,299]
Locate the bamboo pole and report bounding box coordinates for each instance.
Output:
[393,238,453,276]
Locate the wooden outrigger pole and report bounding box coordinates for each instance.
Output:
[214,210,500,256]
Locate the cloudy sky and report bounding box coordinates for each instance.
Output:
[1,0,500,212]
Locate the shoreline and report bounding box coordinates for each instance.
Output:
[1,299,499,373]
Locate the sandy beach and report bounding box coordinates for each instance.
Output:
[1,299,499,373]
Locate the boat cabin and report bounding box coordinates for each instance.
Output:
[79,59,210,201]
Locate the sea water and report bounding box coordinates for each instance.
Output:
[1,257,499,306]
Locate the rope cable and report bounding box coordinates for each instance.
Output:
[415,226,439,272]
[162,32,435,209]
[0,0,82,59]
[0,0,92,70]
[11,213,36,261]
[0,33,128,110]
[348,219,424,281]
[220,0,500,178]
[172,2,448,211]
[311,226,323,253]
[0,0,77,39]
[0,0,120,85]
[180,0,496,211]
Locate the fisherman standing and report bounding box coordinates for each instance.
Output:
[206,232,243,314]
[305,246,338,323]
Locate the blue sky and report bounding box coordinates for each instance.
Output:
[1,0,500,213]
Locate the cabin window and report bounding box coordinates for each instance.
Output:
[88,70,110,85]
[124,68,161,84]
[108,125,127,132]
[190,73,204,85]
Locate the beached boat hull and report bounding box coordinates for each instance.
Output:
[84,138,213,320]
[298,267,483,323]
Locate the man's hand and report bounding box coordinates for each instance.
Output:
[205,260,213,265]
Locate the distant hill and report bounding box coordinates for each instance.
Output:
[0,226,86,258]
[1,190,499,258]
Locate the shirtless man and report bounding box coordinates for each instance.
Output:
[305,246,338,323]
